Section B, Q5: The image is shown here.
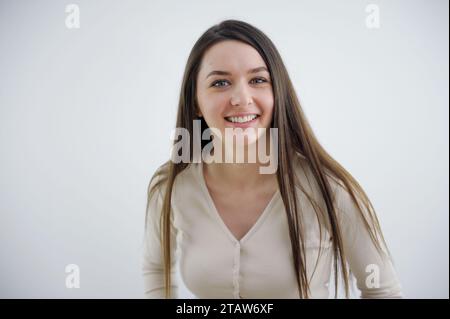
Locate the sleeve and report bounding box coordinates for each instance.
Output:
[335,184,403,298]
[142,175,179,298]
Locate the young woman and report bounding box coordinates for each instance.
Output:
[143,20,403,299]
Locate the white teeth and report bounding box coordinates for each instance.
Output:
[226,114,258,123]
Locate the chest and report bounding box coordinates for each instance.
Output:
[208,188,277,241]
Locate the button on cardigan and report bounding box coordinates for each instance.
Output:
[142,154,403,298]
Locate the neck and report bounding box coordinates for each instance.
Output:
[203,139,277,191]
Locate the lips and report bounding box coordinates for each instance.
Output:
[224,114,260,128]
[224,114,260,123]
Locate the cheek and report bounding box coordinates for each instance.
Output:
[208,94,230,111]
[198,93,228,122]
[258,92,275,121]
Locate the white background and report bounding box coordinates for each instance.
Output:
[0,0,448,298]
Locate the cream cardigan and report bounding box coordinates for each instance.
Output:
[142,154,403,298]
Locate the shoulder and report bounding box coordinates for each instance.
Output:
[291,152,362,218]
[291,151,334,198]
[148,161,170,198]
[148,161,200,201]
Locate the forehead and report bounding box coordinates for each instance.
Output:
[199,40,267,75]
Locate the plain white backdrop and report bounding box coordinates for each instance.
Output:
[0,0,448,298]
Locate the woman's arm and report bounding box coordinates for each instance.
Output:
[142,175,179,298]
[335,184,403,298]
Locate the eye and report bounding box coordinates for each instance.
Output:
[250,77,269,84]
[210,79,230,88]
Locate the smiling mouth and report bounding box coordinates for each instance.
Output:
[224,114,260,123]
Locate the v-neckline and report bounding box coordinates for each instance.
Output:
[195,161,280,244]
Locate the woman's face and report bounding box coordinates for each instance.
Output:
[196,40,274,147]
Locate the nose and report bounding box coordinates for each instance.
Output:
[230,81,253,106]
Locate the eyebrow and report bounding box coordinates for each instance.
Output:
[205,66,269,79]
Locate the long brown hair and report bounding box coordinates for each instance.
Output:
[146,19,389,298]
